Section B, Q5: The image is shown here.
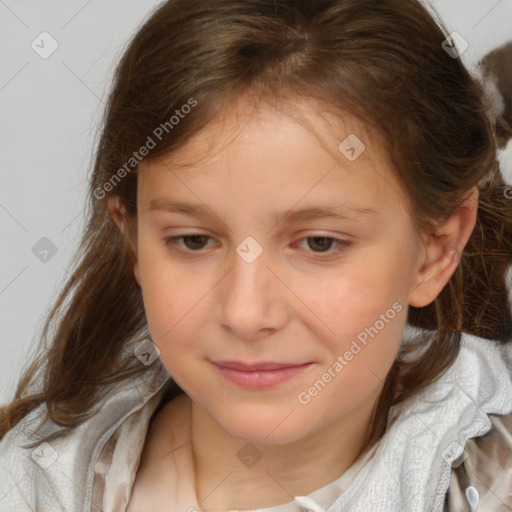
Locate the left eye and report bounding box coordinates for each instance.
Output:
[296,236,349,253]
[163,234,351,256]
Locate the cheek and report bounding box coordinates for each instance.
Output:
[141,274,202,344]
[296,282,405,418]
[136,240,194,342]
[290,251,409,396]
[136,242,221,372]
[292,257,407,344]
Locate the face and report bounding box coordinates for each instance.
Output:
[133,97,423,445]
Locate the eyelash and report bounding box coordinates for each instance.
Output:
[163,234,352,259]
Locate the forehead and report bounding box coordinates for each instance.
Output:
[137,95,409,217]
[149,95,384,167]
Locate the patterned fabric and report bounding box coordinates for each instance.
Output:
[445,413,512,511]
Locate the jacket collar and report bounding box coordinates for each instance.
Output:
[12,328,512,512]
[322,329,512,511]
[12,362,170,512]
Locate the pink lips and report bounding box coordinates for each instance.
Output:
[211,360,313,389]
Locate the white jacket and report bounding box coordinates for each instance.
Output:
[1,328,512,512]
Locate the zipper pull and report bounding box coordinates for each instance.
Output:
[465,485,479,511]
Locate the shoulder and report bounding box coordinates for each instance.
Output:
[0,404,68,511]
[0,365,171,511]
[444,411,512,511]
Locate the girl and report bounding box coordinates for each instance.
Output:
[1,1,512,511]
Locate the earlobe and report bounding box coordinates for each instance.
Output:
[407,236,465,307]
[408,186,479,308]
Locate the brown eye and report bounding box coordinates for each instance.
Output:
[181,234,210,250]
[294,235,352,259]
[163,233,351,260]
[306,236,335,252]
[164,234,212,252]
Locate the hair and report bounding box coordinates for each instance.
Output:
[2,0,512,461]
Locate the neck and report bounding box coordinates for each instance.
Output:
[189,393,379,511]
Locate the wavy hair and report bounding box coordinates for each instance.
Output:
[2,0,512,458]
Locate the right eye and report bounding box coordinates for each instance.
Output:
[164,234,215,253]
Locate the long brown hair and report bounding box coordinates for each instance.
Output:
[2,0,512,458]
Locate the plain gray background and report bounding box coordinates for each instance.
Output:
[1,0,511,405]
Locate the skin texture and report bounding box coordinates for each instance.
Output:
[110,96,478,510]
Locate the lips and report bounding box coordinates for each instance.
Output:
[212,361,310,371]
[211,360,314,389]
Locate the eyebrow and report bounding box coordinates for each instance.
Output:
[147,198,378,224]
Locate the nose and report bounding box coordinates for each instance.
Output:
[218,242,288,341]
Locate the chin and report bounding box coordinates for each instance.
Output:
[215,406,309,446]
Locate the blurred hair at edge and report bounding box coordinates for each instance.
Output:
[1,0,511,457]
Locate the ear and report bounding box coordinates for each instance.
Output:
[408,186,479,308]
[107,196,141,287]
